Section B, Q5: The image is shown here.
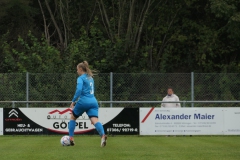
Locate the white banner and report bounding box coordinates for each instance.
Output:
[223,108,240,135]
[18,108,124,134]
[140,107,240,135]
[0,108,3,135]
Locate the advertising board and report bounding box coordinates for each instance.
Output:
[140,107,240,135]
[3,108,139,135]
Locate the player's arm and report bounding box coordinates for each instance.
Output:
[71,78,83,108]
[176,96,181,108]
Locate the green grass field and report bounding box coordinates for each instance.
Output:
[0,135,240,160]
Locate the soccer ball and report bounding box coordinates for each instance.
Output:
[60,135,71,146]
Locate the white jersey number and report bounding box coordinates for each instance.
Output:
[90,82,94,94]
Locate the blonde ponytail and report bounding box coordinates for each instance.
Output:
[77,61,93,77]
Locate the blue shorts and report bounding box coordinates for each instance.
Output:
[72,97,99,118]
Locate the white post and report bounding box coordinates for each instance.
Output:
[110,72,113,108]
[26,72,29,108]
[191,72,194,107]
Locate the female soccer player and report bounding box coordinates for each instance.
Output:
[68,61,107,147]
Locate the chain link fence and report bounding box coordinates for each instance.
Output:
[194,73,240,107]
[0,73,26,106]
[112,73,191,107]
[0,73,239,107]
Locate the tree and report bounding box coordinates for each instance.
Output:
[1,0,240,73]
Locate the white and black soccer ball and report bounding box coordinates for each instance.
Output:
[60,135,71,146]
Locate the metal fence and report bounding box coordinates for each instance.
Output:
[0,73,239,107]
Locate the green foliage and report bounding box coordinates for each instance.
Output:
[1,0,240,73]
[194,73,240,107]
[0,0,38,38]
[1,31,62,73]
[1,0,240,104]
[0,73,26,101]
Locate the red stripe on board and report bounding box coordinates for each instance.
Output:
[48,108,72,114]
[141,107,154,123]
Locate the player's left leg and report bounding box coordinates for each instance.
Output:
[90,117,107,147]
[87,107,107,147]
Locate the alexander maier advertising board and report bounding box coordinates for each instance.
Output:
[140,107,240,135]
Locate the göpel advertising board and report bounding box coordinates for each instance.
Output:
[3,108,139,135]
[140,108,226,135]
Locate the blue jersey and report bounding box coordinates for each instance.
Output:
[72,74,95,102]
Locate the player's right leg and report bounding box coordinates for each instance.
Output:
[68,113,76,146]
[68,103,83,146]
